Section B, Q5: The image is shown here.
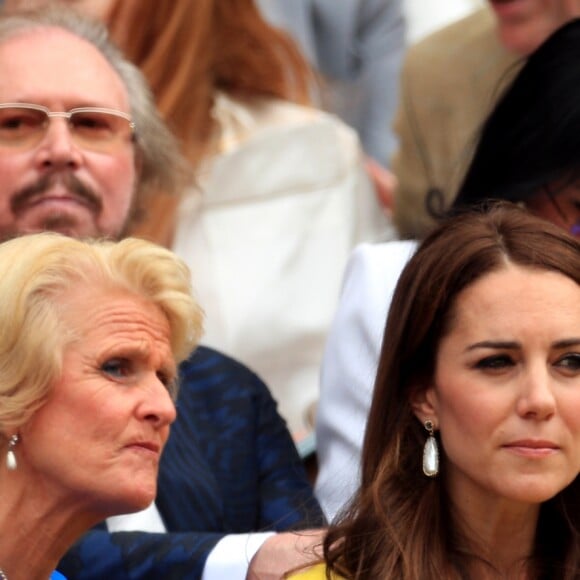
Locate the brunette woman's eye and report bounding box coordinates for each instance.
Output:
[474,355,514,370]
[556,353,580,373]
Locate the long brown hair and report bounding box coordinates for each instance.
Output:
[324,204,580,579]
[104,0,313,244]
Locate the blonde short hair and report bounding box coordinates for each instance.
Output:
[0,233,203,432]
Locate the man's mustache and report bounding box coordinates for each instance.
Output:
[11,173,102,214]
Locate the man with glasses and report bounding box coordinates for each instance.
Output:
[0,103,135,148]
[0,104,137,239]
[0,7,324,580]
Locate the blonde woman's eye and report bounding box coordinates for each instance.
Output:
[101,358,131,378]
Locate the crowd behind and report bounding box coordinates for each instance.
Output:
[0,1,578,579]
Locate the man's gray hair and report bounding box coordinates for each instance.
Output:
[0,6,190,214]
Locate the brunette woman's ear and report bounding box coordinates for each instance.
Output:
[409,385,439,425]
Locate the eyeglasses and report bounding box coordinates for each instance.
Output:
[0,103,136,153]
[544,185,580,237]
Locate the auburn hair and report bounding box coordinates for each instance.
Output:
[105,0,313,244]
[107,0,312,165]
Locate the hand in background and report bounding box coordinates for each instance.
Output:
[365,156,397,215]
[247,529,325,579]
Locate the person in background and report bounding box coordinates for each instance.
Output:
[0,233,202,580]
[296,204,580,578]
[44,0,392,441]
[256,0,405,170]
[0,7,325,579]
[451,23,580,238]
[404,0,483,43]
[391,0,580,239]
[315,16,580,521]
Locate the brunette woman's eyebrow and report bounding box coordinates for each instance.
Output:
[465,338,580,352]
[465,341,519,352]
[553,338,580,349]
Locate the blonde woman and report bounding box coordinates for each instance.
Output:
[0,233,202,580]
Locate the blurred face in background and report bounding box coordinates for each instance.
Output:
[0,28,136,240]
[488,0,580,55]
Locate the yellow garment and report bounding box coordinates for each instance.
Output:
[289,563,345,579]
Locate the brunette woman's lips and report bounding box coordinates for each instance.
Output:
[503,440,560,457]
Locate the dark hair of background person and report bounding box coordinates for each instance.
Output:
[448,18,580,212]
[322,204,580,579]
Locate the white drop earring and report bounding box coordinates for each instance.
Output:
[6,434,19,471]
[422,420,439,477]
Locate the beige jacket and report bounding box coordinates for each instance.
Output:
[392,7,518,239]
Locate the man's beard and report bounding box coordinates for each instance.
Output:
[1,172,135,242]
[11,172,102,215]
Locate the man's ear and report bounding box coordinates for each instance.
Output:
[409,385,438,425]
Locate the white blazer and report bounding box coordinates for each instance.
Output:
[173,94,394,439]
[315,240,417,520]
